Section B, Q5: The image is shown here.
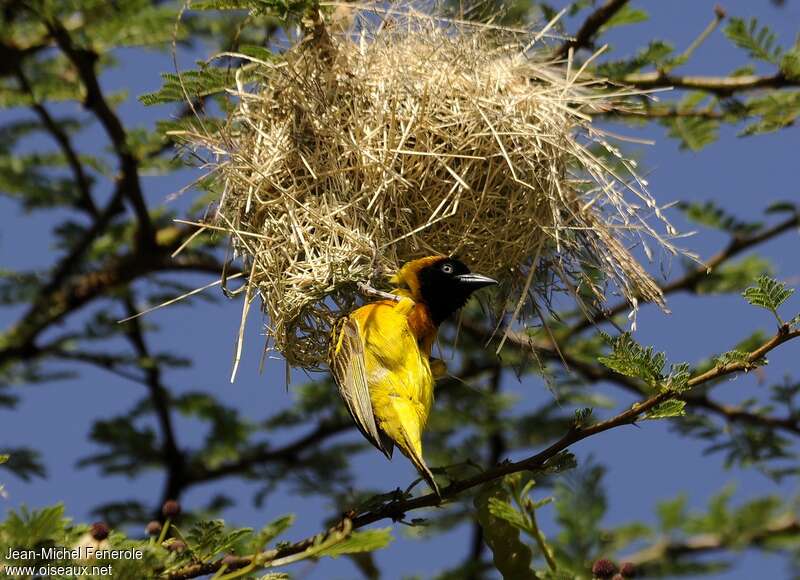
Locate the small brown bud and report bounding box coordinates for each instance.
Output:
[90,522,110,541]
[162,499,181,519]
[592,558,618,579]
[146,521,162,537]
[165,539,186,552]
[620,562,636,577]
[714,4,726,19]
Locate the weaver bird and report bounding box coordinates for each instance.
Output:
[329,256,497,495]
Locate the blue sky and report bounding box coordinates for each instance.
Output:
[1,1,798,578]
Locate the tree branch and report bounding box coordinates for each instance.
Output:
[622,70,798,95]
[532,334,800,436]
[0,239,225,365]
[11,63,98,217]
[458,314,800,437]
[626,514,799,566]
[120,295,185,509]
[45,19,155,249]
[185,419,353,485]
[687,394,800,434]
[553,0,631,59]
[598,105,727,120]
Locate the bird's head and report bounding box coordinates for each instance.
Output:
[390,256,497,325]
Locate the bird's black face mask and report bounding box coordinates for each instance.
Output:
[417,258,497,325]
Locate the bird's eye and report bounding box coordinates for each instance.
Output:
[441,263,454,274]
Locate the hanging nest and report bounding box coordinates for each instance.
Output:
[174,5,684,371]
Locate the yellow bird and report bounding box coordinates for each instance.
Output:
[329,256,497,495]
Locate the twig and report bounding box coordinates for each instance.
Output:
[185,420,352,484]
[13,65,98,217]
[669,7,725,68]
[120,295,185,510]
[529,508,557,572]
[622,71,797,95]
[553,0,631,59]
[45,19,155,249]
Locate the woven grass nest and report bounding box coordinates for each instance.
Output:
[176,4,684,372]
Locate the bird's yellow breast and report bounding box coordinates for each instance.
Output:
[349,300,434,432]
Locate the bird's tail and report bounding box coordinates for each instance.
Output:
[386,399,440,497]
[407,451,441,498]
[397,433,440,498]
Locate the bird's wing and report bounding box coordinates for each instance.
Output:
[330,318,393,458]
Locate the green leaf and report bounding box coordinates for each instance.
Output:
[3,504,66,547]
[140,67,241,106]
[765,201,798,214]
[543,451,577,475]
[596,41,674,77]
[598,333,665,389]
[696,256,774,295]
[714,349,751,366]
[236,45,278,62]
[316,528,393,557]
[475,483,536,580]
[573,407,593,427]
[184,520,253,560]
[663,115,720,151]
[780,48,800,80]
[666,362,691,392]
[554,462,607,563]
[600,6,648,31]
[191,0,310,16]
[739,91,800,136]
[657,494,688,532]
[191,0,265,9]
[0,448,46,481]
[88,4,179,49]
[742,276,794,319]
[724,17,782,63]
[487,497,529,532]
[251,514,295,550]
[644,399,686,420]
[678,201,761,234]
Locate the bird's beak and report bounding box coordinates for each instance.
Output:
[455,273,498,290]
